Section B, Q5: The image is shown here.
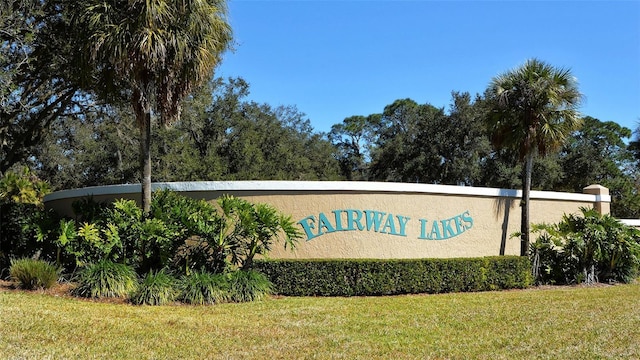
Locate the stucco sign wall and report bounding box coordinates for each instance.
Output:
[44,181,610,259]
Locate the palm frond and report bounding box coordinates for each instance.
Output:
[485,58,583,159]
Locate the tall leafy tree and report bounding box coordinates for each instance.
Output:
[437,92,492,185]
[368,94,490,185]
[562,117,640,219]
[72,0,233,212]
[560,117,633,192]
[0,0,85,174]
[329,114,381,180]
[31,77,342,187]
[485,59,582,256]
[33,105,140,190]
[369,98,430,182]
[480,149,564,191]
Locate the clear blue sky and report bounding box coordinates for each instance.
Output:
[216,0,640,135]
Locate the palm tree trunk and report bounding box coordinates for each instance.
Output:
[520,152,533,256]
[140,110,152,214]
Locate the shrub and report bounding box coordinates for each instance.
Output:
[9,258,59,290]
[253,256,532,297]
[130,270,178,305]
[178,271,230,305]
[1,203,53,274]
[150,190,221,273]
[531,207,640,285]
[217,195,302,270]
[39,190,300,276]
[73,260,138,298]
[227,270,272,302]
[1,168,54,274]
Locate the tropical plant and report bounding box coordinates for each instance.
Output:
[44,217,122,269]
[531,207,640,284]
[72,0,233,213]
[485,58,583,255]
[53,197,181,271]
[130,269,178,305]
[217,195,302,270]
[33,191,300,277]
[73,260,138,298]
[150,190,222,274]
[0,168,55,272]
[0,167,51,206]
[104,198,145,266]
[9,258,60,290]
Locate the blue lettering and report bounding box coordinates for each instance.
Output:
[298,216,318,241]
[332,210,345,231]
[345,209,364,231]
[418,218,429,239]
[317,212,335,235]
[453,215,464,234]
[381,214,397,234]
[397,215,410,236]
[298,209,472,240]
[365,210,386,232]
[429,221,442,240]
[440,218,456,238]
[462,210,473,229]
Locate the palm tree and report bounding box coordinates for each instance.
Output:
[485,58,582,256]
[73,0,232,213]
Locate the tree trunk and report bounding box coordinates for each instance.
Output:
[520,151,533,256]
[140,110,152,214]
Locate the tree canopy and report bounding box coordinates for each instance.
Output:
[2,5,639,221]
[0,0,85,174]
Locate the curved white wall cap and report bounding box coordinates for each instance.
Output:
[620,219,640,227]
[43,181,610,203]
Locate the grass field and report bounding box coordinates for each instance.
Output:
[1,283,639,359]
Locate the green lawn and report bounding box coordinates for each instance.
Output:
[1,284,639,359]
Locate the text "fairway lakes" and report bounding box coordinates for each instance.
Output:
[297,209,473,241]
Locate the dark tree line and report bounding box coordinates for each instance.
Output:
[330,93,640,219]
[29,78,342,189]
[3,3,640,220]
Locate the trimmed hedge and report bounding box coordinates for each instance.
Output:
[253,256,532,296]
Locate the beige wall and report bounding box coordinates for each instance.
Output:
[44,181,609,259]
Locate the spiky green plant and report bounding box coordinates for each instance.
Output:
[227,270,272,302]
[9,258,59,290]
[531,207,640,284]
[178,271,229,305]
[73,260,137,298]
[130,270,178,305]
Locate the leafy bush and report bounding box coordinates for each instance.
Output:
[253,256,532,297]
[1,202,53,274]
[73,260,138,298]
[31,190,300,278]
[0,168,54,274]
[217,195,302,270]
[178,271,230,305]
[227,270,272,302]
[9,258,60,290]
[531,207,640,284]
[130,270,178,305]
[0,167,51,206]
